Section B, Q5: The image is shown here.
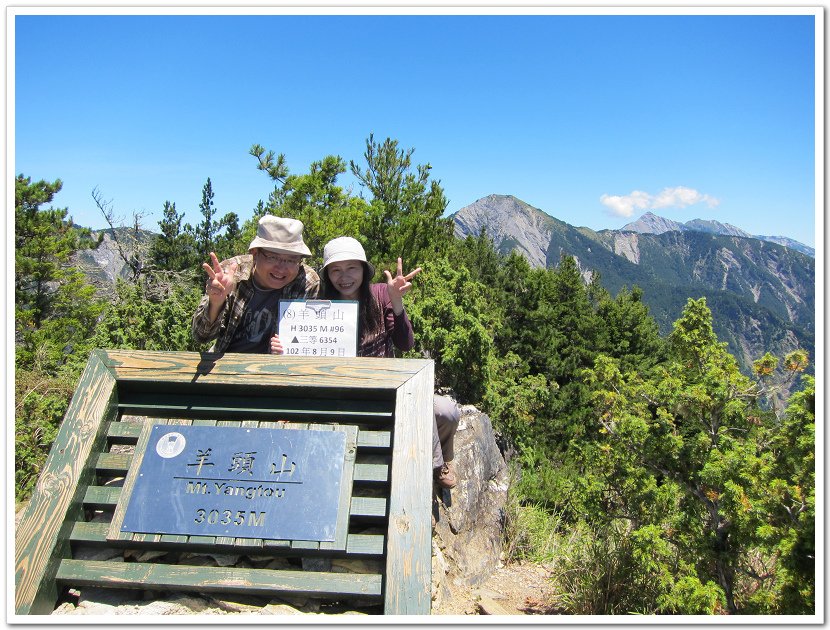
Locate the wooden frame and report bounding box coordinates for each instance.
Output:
[14,350,434,616]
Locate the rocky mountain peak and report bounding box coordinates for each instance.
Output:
[452,195,559,268]
[621,212,684,235]
[620,213,808,253]
[684,218,752,238]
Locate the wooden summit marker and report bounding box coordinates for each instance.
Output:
[15,350,434,615]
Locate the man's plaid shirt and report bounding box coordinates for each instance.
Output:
[192,253,320,353]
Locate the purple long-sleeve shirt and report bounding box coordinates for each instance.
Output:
[358,283,415,358]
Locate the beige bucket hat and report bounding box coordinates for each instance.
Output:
[248,215,311,257]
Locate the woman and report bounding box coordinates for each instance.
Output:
[270,236,459,489]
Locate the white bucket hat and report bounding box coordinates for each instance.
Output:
[322,237,375,278]
[248,215,311,257]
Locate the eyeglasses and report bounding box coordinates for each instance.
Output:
[258,251,302,267]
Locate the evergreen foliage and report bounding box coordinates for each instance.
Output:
[150,201,196,271]
[405,257,496,401]
[250,147,371,270]
[350,134,454,266]
[581,298,813,613]
[91,273,204,352]
[14,174,105,502]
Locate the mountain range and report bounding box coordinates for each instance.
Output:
[620,211,815,258]
[452,195,815,375]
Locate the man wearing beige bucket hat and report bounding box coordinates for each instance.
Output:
[192,215,319,353]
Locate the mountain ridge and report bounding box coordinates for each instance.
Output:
[619,210,813,256]
[451,195,814,374]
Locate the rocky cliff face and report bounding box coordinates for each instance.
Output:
[431,405,510,609]
[453,195,559,269]
[71,227,155,288]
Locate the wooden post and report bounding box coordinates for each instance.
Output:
[15,350,118,614]
[385,361,434,614]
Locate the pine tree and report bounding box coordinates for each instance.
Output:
[15,174,102,366]
[15,174,105,500]
[350,134,453,267]
[193,177,219,257]
[150,201,197,271]
[583,298,813,613]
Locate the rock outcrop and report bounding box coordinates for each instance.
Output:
[430,405,511,612]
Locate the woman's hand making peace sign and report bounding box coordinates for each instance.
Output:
[384,257,421,315]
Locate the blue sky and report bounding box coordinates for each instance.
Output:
[13,9,819,246]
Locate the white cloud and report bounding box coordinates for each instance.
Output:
[598,190,652,217]
[600,186,720,217]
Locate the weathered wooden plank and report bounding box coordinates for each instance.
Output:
[191,419,218,426]
[82,486,119,510]
[117,392,394,422]
[290,540,319,551]
[356,429,391,450]
[101,350,429,391]
[353,462,390,484]
[384,362,434,614]
[261,539,292,550]
[349,496,388,519]
[55,559,383,599]
[70,522,386,557]
[94,452,131,475]
[15,350,119,615]
[106,421,142,444]
[346,533,385,557]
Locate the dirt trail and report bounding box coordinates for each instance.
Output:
[434,561,561,616]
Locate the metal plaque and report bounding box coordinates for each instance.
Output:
[120,424,350,541]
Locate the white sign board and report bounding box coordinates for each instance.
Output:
[277,299,359,358]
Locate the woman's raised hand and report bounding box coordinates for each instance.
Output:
[384,257,421,313]
[202,252,238,304]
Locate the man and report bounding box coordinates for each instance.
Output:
[192,215,319,353]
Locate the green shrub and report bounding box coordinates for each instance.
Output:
[14,367,77,503]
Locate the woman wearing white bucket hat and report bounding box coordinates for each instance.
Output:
[274,236,459,490]
[192,215,319,353]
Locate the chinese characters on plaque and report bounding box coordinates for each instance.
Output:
[278,299,358,358]
[120,424,350,542]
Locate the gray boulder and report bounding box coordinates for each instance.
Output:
[430,404,511,610]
